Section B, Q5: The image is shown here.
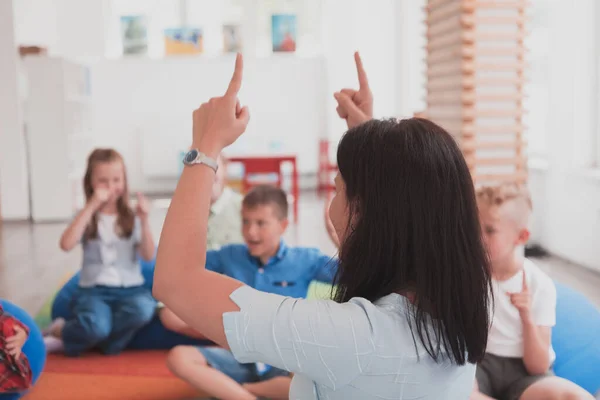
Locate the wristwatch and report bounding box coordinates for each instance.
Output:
[182,149,218,172]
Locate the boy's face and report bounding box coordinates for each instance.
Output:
[479,203,530,267]
[242,203,289,262]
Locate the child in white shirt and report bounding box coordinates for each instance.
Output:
[472,183,592,400]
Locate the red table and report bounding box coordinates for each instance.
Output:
[227,155,299,223]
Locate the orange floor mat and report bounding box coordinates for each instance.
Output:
[24,372,201,400]
[22,351,206,400]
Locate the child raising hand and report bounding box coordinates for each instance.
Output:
[473,183,593,400]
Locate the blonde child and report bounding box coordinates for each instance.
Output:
[473,183,592,400]
[44,148,156,356]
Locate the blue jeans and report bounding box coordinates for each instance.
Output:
[198,346,289,384]
[61,286,156,357]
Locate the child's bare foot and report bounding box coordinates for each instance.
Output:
[43,336,64,353]
[44,317,65,338]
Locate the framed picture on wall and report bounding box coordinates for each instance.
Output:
[271,14,297,52]
[223,24,242,53]
[164,27,204,55]
[121,15,148,55]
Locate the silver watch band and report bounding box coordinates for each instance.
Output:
[183,149,218,172]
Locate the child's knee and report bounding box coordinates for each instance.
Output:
[80,315,111,342]
[135,300,156,325]
[166,345,207,376]
[121,293,156,326]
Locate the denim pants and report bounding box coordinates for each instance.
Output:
[61,285,156,357]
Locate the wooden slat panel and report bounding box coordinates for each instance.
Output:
[463,46,525,58]
[464,108,524,120]
[428,61,463,78]
[461,14,526,27]
[426,0,459,13]
[473,172,528,184]
[427,15,462,38]
[462,140,525,152]
[428,76,526,92]
[427,76,465,91]
[428,93,523,106]
[463,0,527,12]
[466,61,526,73]
[463,123,525,135]
[465,76,525,87]
[428,0,464,25]
[425,116,463,128]
[463,92,523,103]
[428,61,526,79]
[427,31,465,51]
[429,47,463,63]
[467,156,526,167]
[426,90,465,104]
[425,0,528,184]
[426,111,465,121]
[469,31,526,42]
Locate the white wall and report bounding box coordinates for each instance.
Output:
[12,0,109,61]
[0,0,30,220]
[322,0,426,145]
[10,0,428,220]
[55,0,110,61]
[12,0,59,53]
[81,0,422,194]
[89,56,327,193]
[527,0,600,273]
[395,0,427,119]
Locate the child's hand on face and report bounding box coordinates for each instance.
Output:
[135,192,150,220]
[507,270,532,321]
[91,186,110,208]
[6,325,28,358]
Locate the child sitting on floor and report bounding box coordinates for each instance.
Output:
[472,183,593,400]
[44,148,157,357]
[0,304,31,395]
[163,185,338,400]
[205,154,244,250]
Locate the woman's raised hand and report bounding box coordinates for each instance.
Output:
[192,54,250,156]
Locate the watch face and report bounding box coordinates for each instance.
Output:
[184,149,199,164]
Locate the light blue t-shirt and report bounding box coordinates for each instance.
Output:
[224,286,476,400]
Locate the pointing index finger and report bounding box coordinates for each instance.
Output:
[522,269,528,292]
[354,51,369,91]
[226,53,243,97]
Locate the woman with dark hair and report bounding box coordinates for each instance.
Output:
[153,53,492,399]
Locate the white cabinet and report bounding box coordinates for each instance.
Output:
[23,56,93,221]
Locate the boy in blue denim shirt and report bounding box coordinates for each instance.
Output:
[163,185,337,400]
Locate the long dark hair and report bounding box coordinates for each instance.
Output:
[332,118,492,365]
[83,148,135,241]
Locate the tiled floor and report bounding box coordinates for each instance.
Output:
[1,191,599,316]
